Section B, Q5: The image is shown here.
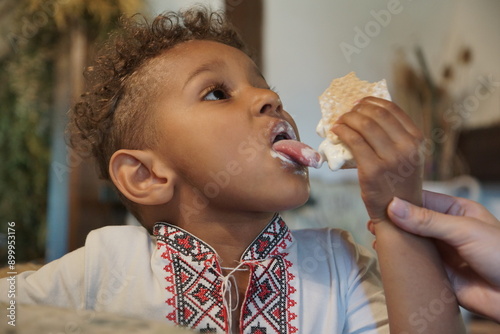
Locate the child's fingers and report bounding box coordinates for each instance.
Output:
[359,97,423,141]
[335,97,424,169]
[335,107,420,165]
[330,122,381,165]
[353,99,423,157]
[353,103,419,150]
[333,111,394,161]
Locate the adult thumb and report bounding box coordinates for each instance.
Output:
[387,197,458,241]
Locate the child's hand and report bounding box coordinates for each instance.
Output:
[331,97,424,224]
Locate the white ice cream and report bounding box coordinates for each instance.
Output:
[317,140,353,171]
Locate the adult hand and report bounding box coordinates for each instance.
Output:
[387,190,500,322]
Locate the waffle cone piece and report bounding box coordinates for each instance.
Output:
[316,72,391,170]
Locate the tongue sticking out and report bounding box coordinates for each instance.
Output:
[272,140,323,169]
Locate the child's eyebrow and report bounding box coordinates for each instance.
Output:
[183,60,225,89]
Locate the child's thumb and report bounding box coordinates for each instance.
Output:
[387,197,455,240]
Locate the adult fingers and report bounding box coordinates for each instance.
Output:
[421,190,465,215]
[387,196,478,245]
[422,190,499,225]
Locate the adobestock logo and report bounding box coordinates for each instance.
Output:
[340,0,410,64]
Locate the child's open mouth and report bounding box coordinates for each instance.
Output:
[270,121,323,169]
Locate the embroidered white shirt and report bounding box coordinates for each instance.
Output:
[0,215,388,333]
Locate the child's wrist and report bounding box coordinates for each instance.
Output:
[370,218,409,238]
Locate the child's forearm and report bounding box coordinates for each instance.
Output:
[374,221,465,334]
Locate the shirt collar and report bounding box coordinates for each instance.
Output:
[153,214,294,263]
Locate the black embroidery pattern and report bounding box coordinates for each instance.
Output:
[154,224,215,263]
[242,215,290,261]
[242,257,288,333]
[172,253,225,329]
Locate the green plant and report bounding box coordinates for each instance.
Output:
[0,0,144,264]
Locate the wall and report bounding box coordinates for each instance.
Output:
[440,0,500,128]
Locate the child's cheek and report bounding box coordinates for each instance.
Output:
[238,141,257,162]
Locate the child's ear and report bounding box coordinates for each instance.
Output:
[109,149,177,205]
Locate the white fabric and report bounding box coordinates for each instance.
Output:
[0,224,388,333]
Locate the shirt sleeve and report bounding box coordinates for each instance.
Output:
[0,247,86,309]
[335,230,389,334]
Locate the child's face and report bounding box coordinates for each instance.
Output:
[149,40,310,213]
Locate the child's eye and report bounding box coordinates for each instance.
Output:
[203,84,230,101]
[204,89,228,101]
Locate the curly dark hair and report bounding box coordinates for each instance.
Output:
[68,7,247,221]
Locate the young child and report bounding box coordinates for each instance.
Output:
[1,7,464,334]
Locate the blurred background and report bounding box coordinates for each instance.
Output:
[1,0,499,331]
[0,0,499,312]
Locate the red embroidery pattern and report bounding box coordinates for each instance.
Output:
[241,217,297,333]
[155,225,224,331]
[153,215,298,333]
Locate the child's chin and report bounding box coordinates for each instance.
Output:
[275,191,310,212]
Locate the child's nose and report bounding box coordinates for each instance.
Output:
[251,88,282,116]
